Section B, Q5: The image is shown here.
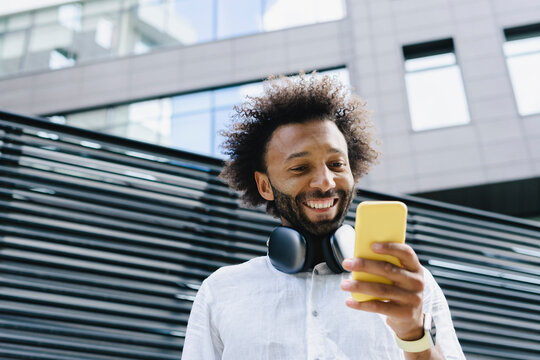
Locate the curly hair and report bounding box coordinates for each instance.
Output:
[220,73,379,216]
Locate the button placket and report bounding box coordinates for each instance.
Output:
[308,265,328,359]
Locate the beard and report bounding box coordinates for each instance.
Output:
[270,183,354,240]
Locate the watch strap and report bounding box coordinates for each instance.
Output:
[394,313,435,353]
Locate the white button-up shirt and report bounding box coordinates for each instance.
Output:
[182,256,465,360]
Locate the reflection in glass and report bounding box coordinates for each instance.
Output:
[95,18,114,49]
[504,36,540,116]
[49,49,76,69]
[58,68,349,157]
[214,108,231,156]
[170,0,214,45]
[83,0,122,17]
[79,13,120,61]
[66,109,108,130]
[263,0,345,31]
[0,31,25,75]
[404,52,470,131]
[109,122,161,144]
[0,0,346,77]
[59,4,83,31]
[26,23,75,71]
[7,13,31,31]
[217,0,262,38]
[171,112,212,155]
[173,91,212,114]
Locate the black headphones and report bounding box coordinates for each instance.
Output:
[267,224,355,274]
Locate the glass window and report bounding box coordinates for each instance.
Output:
[0,0,347,78]
[172,91,212,114]
[35,7,61,26]
[168,0,214,45]
[66,109,109,130]
[105,99,171,144]
[49,49,76,69]
[109,122,161,143]
[503,23,540,116]
[213,83,263,157]
[29,23,75,53]
[214,83,263,108]
[59,4,83,31]
[136,1,167,33]
[7,13,31,31]
[25,23,76,72]
[78,13,120,61]
[83,0,122,17]
[403,38,470,132]
[35,4,83,29]
[317,0,346,23]
[170,91,213,154]
[217,0,262,39]
[213,108,231,156]
[263,0,345,32]
[0,17,6,33]
[53,68,349,157]
[0,31,25,76]
[120,1,173,53]
[171,112,212,154]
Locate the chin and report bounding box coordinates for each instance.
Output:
[308,219,341,236]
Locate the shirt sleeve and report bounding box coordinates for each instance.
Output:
[182,279,223,360]
[422,268,466,360]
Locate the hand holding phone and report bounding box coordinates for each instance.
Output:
[352,201,407,302]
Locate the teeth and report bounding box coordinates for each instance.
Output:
[307,199,334,209]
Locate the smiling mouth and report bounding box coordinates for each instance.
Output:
[304,198,338,210]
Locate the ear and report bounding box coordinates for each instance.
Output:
[254,171,274,201]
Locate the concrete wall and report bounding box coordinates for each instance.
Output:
[0,0,539,195]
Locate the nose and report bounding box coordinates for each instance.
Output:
[309,165,336,192]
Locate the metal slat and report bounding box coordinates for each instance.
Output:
[0,171,278,233]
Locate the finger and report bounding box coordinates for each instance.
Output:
[371,243,422,272]
[344,297,420,320]
[342,258,424,291]
[341,279,421,304]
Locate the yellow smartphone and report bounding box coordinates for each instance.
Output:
[352,201,407,302]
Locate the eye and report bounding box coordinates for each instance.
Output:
[290,165,308,173]
[329,161,345,168]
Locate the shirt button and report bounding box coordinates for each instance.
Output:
[312,310,318,317]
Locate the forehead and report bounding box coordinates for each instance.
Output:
[265,120,348,163]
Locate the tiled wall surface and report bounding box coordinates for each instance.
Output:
[0,0,538,195]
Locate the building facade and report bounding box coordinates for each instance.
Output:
[0,0,539,218]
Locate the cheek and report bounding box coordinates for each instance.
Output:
[337,172,355,189]
[279,180,302,196]
[273,177,305,198]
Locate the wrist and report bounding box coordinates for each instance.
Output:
[389,316,424,341]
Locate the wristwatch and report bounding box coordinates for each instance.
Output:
[394,313,436,353]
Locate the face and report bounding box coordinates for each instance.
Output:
[255,120,355,239]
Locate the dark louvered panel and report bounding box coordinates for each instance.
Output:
[0,110,276,360]
[1,109,539,360]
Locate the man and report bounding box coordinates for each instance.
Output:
[182,74,465,359]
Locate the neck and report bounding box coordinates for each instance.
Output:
[311,238,326,266]
[280,217,334,267]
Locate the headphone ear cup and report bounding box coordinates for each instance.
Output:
[322,234,344,274]
[329,224,355,273]
[267,227,308,274]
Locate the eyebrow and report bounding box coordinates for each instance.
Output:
[285,148,344,162]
